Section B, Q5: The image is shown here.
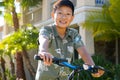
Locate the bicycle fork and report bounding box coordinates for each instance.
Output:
[67,70,80,80]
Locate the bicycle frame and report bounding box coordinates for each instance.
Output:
[61,62,84,80]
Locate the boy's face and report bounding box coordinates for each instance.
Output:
[51,6,74,28]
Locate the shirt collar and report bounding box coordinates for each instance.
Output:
[52,24,72,38]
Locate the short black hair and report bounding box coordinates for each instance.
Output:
[53,0,74,15]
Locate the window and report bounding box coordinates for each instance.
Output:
[95,0,105,6]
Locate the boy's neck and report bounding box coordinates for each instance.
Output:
[56,26,67,39]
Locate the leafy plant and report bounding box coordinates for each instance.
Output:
[0,25,39,79]
[5,69,16,80]
[71,54,120,80]
[80,0,120,65]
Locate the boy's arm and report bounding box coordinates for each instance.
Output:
[77,46,95,65]
[77,46,105,77]
[38,35,53,66]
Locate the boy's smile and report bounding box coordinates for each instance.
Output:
[52,6,74,29]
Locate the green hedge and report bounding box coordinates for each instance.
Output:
[71,54,120,80]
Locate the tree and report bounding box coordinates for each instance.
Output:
[0,0,42,79]
[80,0,120,64]
[0,50,6,80]
[0,25,39,79]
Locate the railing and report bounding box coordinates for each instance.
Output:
[25,7,42,24]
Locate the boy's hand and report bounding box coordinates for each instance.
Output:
[39,52,53,66]
[83,64,105,78]
[91,69,105,77]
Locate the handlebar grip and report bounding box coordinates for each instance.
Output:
[83,64,106,73]
[34,54,43,60]
[34,54,68,66]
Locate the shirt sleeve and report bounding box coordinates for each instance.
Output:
[39,26,51,40]
[74,33,84,49]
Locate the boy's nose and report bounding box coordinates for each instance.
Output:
[61,14,67,18]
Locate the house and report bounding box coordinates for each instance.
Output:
[22,0,106,55]
[22,0,107,79]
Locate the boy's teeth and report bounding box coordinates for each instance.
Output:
[60,21,66,24]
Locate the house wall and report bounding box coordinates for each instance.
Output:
[1,0,107,80]
[24,0,97,55]
[20,0,106,79]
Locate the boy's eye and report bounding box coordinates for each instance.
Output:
[67,13,71,15]
[57,11,72,16]
[58,12,62,14]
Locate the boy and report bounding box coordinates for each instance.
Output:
[35,0,104,80]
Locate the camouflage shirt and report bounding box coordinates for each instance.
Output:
[36,24,84,80]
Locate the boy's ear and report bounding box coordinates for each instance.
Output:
[70,15,74,22]
[51,11,54,19]
[71,15,74,20]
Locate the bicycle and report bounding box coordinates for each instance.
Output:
[34,54,106,80]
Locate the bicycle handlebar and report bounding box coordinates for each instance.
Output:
[34,54,105,73]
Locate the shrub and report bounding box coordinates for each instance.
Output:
[71,54,120,80]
